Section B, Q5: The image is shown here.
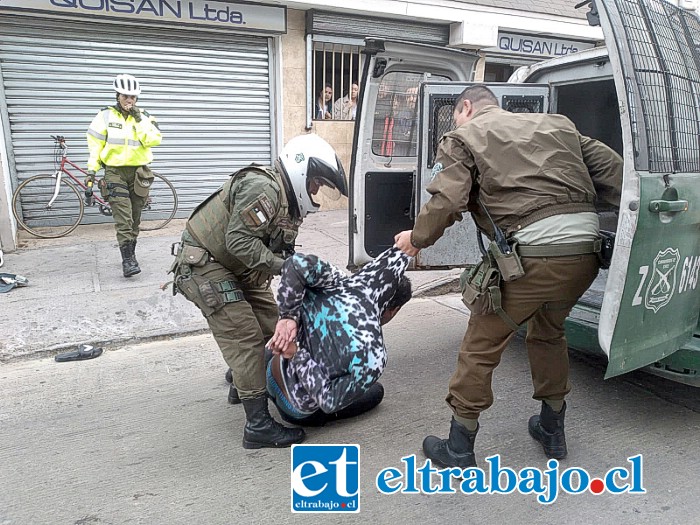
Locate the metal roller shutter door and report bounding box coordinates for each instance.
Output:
[309,11,450,46]
[0,14,272,221]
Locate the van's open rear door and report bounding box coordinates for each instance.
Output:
[595,0,700,377]
[349,39,477,267]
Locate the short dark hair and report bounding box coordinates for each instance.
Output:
[454,85,498,111]
[386,276,412,311]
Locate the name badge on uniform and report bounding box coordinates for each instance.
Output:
[108,122,123,129]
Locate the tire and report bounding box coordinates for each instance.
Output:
[139,173,178,231]
[12,175,84,239]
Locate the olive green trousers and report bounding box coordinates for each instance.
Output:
[446,254,600,419]
[104,166,147,246]
[176,259,277,400]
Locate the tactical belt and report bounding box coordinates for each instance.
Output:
[516,239,601,258]
[215,280,244,303]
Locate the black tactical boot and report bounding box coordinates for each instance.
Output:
[228,384,241,405]
[119,243,140,278]
[423,417,478,469]
[127,240,141,275]
[130,239,139,266]
[528,401,567,459]
[241,395,305,449]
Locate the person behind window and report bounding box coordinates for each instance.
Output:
[315,84,333,120]
[388,86,419,156]
[332,82,359,121]
[373,81,394,155]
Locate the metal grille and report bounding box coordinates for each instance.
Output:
[309,11,450,46]
[502,95,545,113]
[312,42,363,121]
[428,97,458,168]
[371,72,448,158]
[605,0,700,172]
[0,14,272,221]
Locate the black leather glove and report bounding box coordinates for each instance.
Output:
[128,107,142,122]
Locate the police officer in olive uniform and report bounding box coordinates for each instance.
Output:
[171,134,347,449]
[86,74,162,278]
[395,85,622,467]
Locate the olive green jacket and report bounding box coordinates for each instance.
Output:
[185,165,300,285]
[411,105,623,247]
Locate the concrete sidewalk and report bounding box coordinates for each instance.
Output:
[0,210,461,361]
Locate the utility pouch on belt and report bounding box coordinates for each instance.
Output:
[488,240,525,282]
[134,166,155,198]
[476,199,525,282]
[463,199,521,330]
[98,178,109,199]
[180,245,209,267]
[460,255,501,316]
[176,275,217,316]
[198,280,225,309]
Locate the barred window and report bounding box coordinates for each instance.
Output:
[312,41,363,121]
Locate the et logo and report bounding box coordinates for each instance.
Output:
[290,444,360,513]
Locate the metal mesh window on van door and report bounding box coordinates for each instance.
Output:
[428,97,458,168]
[608,0,700,172]
[372,72,449,158]
[502,95,545,114]
[312,41,363,122]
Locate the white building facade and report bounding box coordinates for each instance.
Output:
[0,0,625,251]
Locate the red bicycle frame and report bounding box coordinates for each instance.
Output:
[48,136,108,207]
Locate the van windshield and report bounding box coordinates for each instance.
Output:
[371,72,448,157]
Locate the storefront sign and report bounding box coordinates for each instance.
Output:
[0,0,286,33]
[485,32,596,58]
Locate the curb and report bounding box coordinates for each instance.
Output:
[2,275,462,364]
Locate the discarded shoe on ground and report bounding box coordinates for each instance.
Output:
[0,273,29,293]
[55,344,104,362]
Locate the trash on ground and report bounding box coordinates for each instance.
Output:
[55,344,104,362]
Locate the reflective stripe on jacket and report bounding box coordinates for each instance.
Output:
[86,105,162,172]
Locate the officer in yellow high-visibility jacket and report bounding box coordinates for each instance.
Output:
[86,74,162,277]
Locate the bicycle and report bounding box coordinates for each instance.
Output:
[11,135,178,239]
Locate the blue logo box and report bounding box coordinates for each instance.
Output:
[291,444,360,513]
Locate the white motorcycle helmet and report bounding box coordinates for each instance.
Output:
[113,74,141,96]
[278,134,347,218]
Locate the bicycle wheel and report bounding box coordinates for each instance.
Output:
[12,175,84,238]
[140,173,178,231]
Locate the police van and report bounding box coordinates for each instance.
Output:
[348,0,700,386]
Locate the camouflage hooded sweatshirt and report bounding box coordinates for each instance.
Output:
[277,248,410,414]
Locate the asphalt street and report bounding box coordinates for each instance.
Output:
[1,294,699,525]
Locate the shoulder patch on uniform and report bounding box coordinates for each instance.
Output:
[430,162,443,180]
[240,194,275,230]
[295,153,305,163]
